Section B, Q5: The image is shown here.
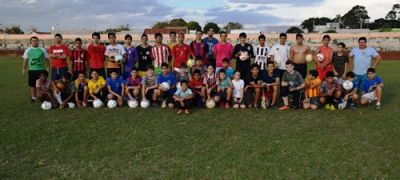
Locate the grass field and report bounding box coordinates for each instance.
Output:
[1,55,400,179]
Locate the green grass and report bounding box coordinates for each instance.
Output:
[1,55,400,179]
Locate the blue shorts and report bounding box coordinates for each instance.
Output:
[355,74,366,91]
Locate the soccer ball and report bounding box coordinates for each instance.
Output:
[140,99,150,108]
[41,101,52,110]
[127,99,139,109]
[343,80,354,91]
[160,82,170,91]
[305,54,313,62]
[56,82,65,90]
[206,99,216,109]
[338,100,348,110]
[317,53,324,62]
[107,100,118,109]
[93,99,103,108]
[187,58,194,68]
[114,55,124,64]
[67,102,75,109]
[239,51,249,61]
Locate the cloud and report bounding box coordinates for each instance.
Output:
[227,0,323,6]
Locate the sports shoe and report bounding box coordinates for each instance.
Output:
[375,104,381,111]
[279,105,289,111]
[31,97,36,103]
[261,98,267,109]
[185,109,190,114]
[161,100,167,108]
[177,109,183,114]
[350,103,357,110]
[324,104,331,110]
[330,104,336,111]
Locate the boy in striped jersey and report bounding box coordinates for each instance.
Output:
[190,30,207,65]
[69,38,88,80]
[303,70,321,110]
[151,33,171,75]
[254,34,270,79]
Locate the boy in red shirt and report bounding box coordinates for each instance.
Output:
[315,35,333,80]
[172,32,194,73]
[189,69,205,107]
[70,38,88,80]
[88,32,106,78]
[48,33,69,81]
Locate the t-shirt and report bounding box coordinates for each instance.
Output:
[174,88,193,98]
[106,76,125,94]
[362,76,383,93]
[60,81,75,96]
[320,80,340,94]
[48,45,69,68]
[136,45,152,71]
[254,45,270,70]
[245,74,263,86]
[305,78,321,97]
[126,76,142,87]
[264,69,280,84]
[74,79,88,94]
[172,44,193,68]
[88,43,106,69]
[23,47,48,71]
[69,48,88,72]
[189,78,203,92]
[317,45,333,67]
[203,37,219,58]
[282,71,304,89]
[213,42,233,68]
[125,46,138,72]
[88,76,106,94]
[190,40,207,63]
[176,72,190,83]
[203,73,217,87]
[218,68,234,78]
[269,43,290,70]
[332,52,349,77]
[105,44,126,68]
[151,44,171,68]
[157,72,177,93]
[232,79,244,98]
[350,47,379,75]
[143,75,157,87]
[35,79,51,93]
[233,43,254,65]
[218,77,230,89]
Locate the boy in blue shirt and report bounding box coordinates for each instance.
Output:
[156,63,177,108]
[107,70,125,107]
[173,80,194,114]
[360,68,383,110]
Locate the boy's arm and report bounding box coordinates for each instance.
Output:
[120,84,125,98]
[22,58,28,75]
[371,54,381,68]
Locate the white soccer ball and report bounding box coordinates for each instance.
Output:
[187,58,194,68]
[140,99,150,108]
[114,54,124,64]
[338,101,348,110]
[206,99,216,109]
[107,100,118,109]
[93,99,103,108]
[160,82,170,91]
[305,54,313,62]
[41,101,52,110]
[239,51,249,61]
[342,80,354,91]
[67,102,75,109]
[127,99,139,109]
[317,53,324,62]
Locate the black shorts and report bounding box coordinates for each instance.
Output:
[309,96,320,107]
[293,63,307,79]
[28,70,46,87]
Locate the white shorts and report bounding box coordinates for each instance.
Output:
[362,91,377,101]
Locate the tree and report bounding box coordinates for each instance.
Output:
[169,18,187,27]
[342,5,370,29]
[203,22,220,33]
[152,21,169,28]
[385,4,400,20]
[4,26,24,34]
[186,21,201,31]
[286,26,304,34]
[223,22,243,33]
[300,17,331,32]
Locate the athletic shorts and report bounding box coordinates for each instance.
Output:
[309,96,320,107]
[28,70,45,87]
[362,91,377,101]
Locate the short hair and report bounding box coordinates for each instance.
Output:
[345,71,355,78]
[337,42,346,48]
[239,32,247,38]
[141,33,148,38]
[62,72,72,81]
[195,57,203,61]
[54,33,62,39]
[258,34,266,40]
[296,33,303,39]
[30,36,39,42]
[322,35,331,41]
[220,31,227,36]
[74,38,82,43]
[178,32,185,37]
[179,62,187,69]
[40,70,49,78]
[92,32,100,39]
[286,61,294,66]
[222,58,230,63]
[110,70,119,74]
[192,69,201,75]
[78,72,86,76]
[196,29,203,34]
[108,32,116,38]
[358,37,367,42]
[279,33,287,38]
[218,69,226,74]
[309,70,318,78]
[169,31,176,35]
[160,62,168,68]
[130,67,138,72]
[155,33,162,38]
[180,79,189,85]
[251,63,260,69]
[125,34,132,40]
[207,63,215,69]
[367,68,376,74]
[146,64,155,71]
[325,71,334,78]
[266,61,275,67]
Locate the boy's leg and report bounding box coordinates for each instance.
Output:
[292,90,302,109]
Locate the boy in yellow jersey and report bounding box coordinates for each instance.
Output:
[303,70,321,110]
[88,70,107,102]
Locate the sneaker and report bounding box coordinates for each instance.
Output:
[185,109,190,114]
[161,100,167,108]
[225,103,230,109]
[291,106,299,110]
[350,103,357,110]
[177,109,183,114]
[31,97,36,103]
[330,104,336,111]
[261,98,267,109]
[375,104,381,111]
[324,104,331,110]
[279,105,289,111]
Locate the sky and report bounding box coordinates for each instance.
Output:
[0,0,395,32]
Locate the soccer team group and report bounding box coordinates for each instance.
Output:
[22,28,384,114]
